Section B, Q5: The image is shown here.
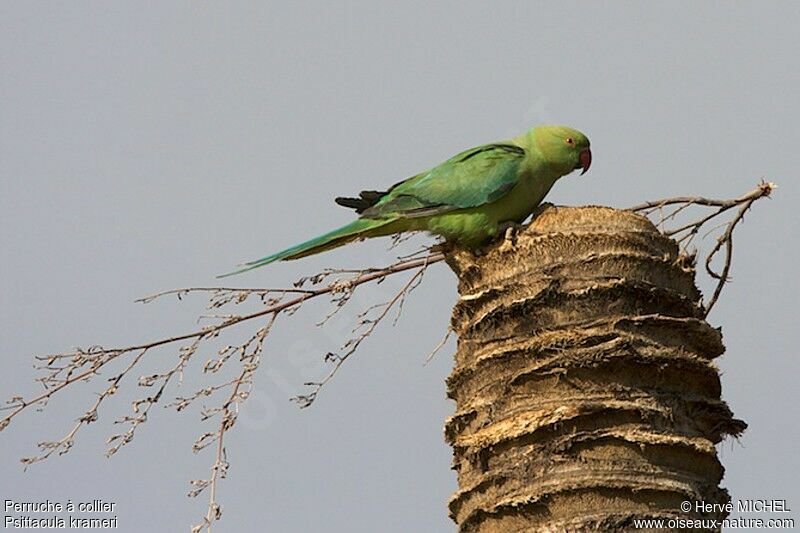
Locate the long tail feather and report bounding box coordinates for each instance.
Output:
[217,218,392,278]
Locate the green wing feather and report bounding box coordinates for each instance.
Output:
[361,143,526,219]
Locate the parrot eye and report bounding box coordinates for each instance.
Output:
[565,137,575,146]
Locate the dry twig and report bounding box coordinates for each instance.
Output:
[628,180,775,315]
[1,250,444,532]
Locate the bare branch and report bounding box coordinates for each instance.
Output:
[424,327,454,366]
[189,315,274,532]
[628,180,775,316]
[626,181,775,212]
[292,254,437,408]
[1,252,445,436]
[2,250,444,532]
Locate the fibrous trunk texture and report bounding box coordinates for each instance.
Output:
[444,206,746,533]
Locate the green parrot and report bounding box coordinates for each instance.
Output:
[220,125,590,277]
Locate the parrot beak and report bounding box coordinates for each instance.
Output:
[578,148,592,175]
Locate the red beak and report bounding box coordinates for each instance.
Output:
[579,148,592,175]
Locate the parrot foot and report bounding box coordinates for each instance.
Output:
[532,202,555,219]
[498,221,523,252]
[429,241,451,255]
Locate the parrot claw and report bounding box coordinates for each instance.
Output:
[532,202,555,218]
[429,241,450,254]
[499,221,523,241]
[498,221,523,252]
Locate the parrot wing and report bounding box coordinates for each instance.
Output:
[347,143,527,219]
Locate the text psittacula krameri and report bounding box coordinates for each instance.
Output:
[220,125,591,277]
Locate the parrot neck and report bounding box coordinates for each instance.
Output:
[512,129,562,182]
[519,128,575,178]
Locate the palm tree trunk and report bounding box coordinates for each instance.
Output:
[444,206,746,532]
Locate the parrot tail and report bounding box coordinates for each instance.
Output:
[217,218,394,278]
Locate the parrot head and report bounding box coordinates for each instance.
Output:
[524,125,591,177]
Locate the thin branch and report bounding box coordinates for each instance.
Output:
[135,287,317,304]
[189,314,274,533]
[626,181,774,212]
[0,252,445,434]
[2,249,444,532]
[628,180,775,316]
[292,254,436,408]
[424,327,454,366]
[19,348,148,468]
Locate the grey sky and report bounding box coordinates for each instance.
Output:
[1,2,798,532]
